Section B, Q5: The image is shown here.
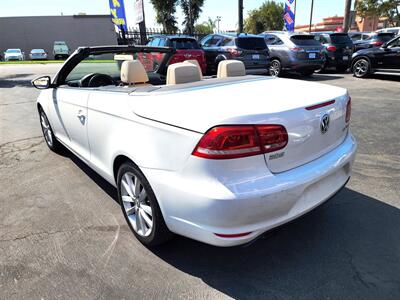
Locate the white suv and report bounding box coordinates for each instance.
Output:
[4,49,24,61]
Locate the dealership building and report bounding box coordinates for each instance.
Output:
[0,15,117,59]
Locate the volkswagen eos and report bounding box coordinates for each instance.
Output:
[32,45,357,247]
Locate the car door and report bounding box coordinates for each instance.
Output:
[375,37,400,70]
[49,87,91,162]
[201,35,223,72]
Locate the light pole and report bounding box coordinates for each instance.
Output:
[343,0,352,32]
[309,0,315,33]
[216,16,221,33]
[238,0,243,33]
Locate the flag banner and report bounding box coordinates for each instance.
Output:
[284,0,296,32]
[109,0,128,32]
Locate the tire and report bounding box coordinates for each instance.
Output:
[352,58,370,78]
[39,109,62,152]
[117,162,173,247]
[300,70,314,77]
[269,59,282,77]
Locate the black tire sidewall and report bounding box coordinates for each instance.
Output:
[117,162,172,247]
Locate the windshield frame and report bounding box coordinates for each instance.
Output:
[53,45,175,86]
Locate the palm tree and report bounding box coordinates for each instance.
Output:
[180,0,205,34]
[150,0,179,33]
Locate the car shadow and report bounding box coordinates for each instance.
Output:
[282,73,346,81]
[0,79,33,88]
[148,188,400,299]
[62,148,400,299]
[367,73,400,82]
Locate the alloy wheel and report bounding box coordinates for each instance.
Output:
[269,60,281,77]
[40,112,53,147]
[353,59,369,77]
[120,172,153,237]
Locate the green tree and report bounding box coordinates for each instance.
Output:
[150,0,179,32]
[244,1,284,34]
[194,17,216,34]
[356,0,400,26]
[180,0,205,34]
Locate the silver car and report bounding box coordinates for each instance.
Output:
[259,32,324,77]
[29,49,48,60]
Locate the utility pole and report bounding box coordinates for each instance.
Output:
[216,16,221,33]
[309,0,314,33]
[238,0,243,33]
[343,0,352,32]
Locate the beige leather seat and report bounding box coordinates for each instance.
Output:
[217,60,246,78]
[166,62,202,85]
[184,60,203,79]
[120,60,150,86]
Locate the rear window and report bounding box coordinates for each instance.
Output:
[330,34,352,44]
[378,33,395,41]
[236,37,267,50]
[290,35,321,46]
[169,38,200,50]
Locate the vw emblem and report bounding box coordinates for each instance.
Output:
[320,114,330,134]
[184,53,192,59]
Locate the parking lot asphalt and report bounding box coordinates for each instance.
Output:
[1,64,399,299]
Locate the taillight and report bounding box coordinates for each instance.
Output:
[327,45,337,52]
[372,41,383,47]
[345,96,351,123]
[192,125,288,159]
[227,48,243,57]
[290,47,304,52]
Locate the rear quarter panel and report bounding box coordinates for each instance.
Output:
[86,91,202,185]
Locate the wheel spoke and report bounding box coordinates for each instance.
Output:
[138,189,147,202]
[126,206,136,215]
[122,174,134,198]
[138,211,147,234]
[140,208,152,227]
[122,195,134,203]
[134,176,141,198]
[141,204,152,217]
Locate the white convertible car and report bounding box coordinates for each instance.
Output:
[32,45,357,247]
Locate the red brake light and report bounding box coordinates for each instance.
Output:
[192,125,288,159]
[327,45,337,52]
[290,47,303,52]
[372,41,383,46]
[227,48,242,57]
[345,96,351,123]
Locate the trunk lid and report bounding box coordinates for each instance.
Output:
[130,77,349,172]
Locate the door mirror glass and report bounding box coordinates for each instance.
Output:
[32,76,52,89]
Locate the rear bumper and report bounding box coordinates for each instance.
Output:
[283,60,324,72]
[144,132,357,247]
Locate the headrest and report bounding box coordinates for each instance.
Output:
[120,60,149,85]
[166,63,202,85]
[217,60,246,78]
[184,60,203,79]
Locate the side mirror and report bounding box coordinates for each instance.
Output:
[31,76,52,89]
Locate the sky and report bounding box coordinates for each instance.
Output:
[0,0,346,30]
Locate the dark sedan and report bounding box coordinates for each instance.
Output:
[353,32,395,52]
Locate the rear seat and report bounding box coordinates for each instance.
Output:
[166,62,202,85]
[217,60,246,78]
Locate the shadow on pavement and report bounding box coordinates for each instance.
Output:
[0,79,33,88]
[61,144,400,299]
[150,188,400,299]
[283,73,345,81]
[367,73,400,82]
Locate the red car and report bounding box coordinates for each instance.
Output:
[147,35,207,75]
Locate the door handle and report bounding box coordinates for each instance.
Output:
[77,110,86,125]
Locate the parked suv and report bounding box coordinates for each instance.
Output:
[353,32,395,52]
[147,35,206,74]
[53,41,69,60]
[200,33,270,75]
[313,32,353,72]
[260,32,323,76]
[351,35,400,78]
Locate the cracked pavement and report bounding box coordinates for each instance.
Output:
[0,65,399,299]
